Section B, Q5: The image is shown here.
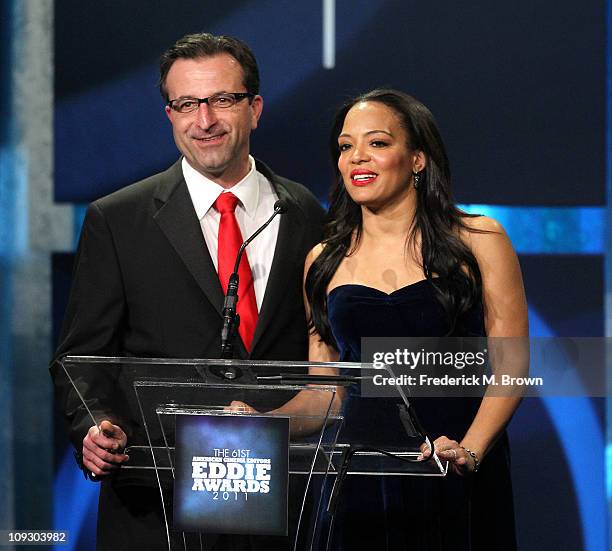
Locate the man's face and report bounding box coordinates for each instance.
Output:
[165,54,263,187]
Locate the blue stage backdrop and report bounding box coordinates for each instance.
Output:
[51,1,606,550]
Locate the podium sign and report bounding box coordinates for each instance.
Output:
[173,413,290,536]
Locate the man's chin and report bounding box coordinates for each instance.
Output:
[185,155,228,176]
[190,158,247,187]
[183,151,250,187]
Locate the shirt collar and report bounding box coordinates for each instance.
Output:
[182,156,260,220]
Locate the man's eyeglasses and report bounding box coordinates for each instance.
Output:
[167,92,255,114]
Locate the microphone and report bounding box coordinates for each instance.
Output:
[220,199,288,359]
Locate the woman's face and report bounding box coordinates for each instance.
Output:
[337,101,423,210]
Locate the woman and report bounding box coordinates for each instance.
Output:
[304,89,528,550]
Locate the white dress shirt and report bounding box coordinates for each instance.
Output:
[182,156,279,311]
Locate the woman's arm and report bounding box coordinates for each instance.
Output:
[304,244,341,365]
[273,245,341,425]
[434,216,528,473]
[228,245,342,434]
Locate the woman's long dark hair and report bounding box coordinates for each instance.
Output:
[305,89,485,347]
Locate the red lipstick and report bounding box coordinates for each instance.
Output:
[350,169,378,186]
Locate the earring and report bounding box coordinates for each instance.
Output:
[413,171,420,189]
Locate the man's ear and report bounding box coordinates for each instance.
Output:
[250,95,264,130]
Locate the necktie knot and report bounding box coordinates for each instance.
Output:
[214,192,239,214]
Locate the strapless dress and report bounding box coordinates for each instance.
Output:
[323,280,516,551]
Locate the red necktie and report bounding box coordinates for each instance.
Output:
[214,192,258,352]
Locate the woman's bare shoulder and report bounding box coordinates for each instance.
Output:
[460,215,509,253]
[307,242,325,260]
[462,214,503,234]
[304,242,325,274]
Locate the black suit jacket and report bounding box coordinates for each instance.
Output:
[51,158,325,454]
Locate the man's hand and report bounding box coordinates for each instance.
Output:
[82,420,129,477]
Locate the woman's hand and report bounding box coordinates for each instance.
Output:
[225,400,259,414]
[421,435,479,476]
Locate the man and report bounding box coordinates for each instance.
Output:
[51,33,325,550]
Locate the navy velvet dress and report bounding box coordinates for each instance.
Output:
[325,280,516,551]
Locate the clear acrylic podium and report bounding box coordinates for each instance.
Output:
[57,356,447,550]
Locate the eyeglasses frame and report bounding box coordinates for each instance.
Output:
[166,92,256,113]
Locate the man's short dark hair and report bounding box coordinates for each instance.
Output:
[159,33,260,101]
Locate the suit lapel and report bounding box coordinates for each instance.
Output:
[250,177,304,354]
[153,162,225,317]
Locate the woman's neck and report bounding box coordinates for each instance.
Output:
[360,195,416,240]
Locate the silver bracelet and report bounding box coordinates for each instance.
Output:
[460,446,480,472]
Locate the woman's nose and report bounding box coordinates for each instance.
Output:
[350,144,369,163]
